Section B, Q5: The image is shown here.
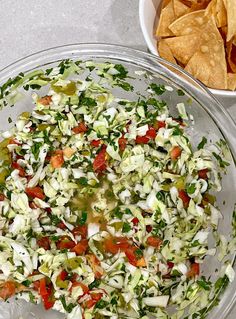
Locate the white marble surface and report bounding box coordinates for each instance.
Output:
[0,1,235,318]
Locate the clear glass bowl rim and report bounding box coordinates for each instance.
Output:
[0,42,235,318]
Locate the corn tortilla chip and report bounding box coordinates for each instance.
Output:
[227,73,236,90]
[185,18,227,89]
[158,40,177,64]
[156,1,175,37]
[206,0,227,28]
[226,40,236,73]
[173,0,190,17]
[164,34,201,64]
[226,0,236,41]
[190,0,211,11]
[168,10,208,36]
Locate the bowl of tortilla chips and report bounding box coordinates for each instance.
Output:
[139,0,236,95]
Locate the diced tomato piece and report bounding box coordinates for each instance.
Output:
[37,236,51,250]
[72,225,88,239]
[38,95,52,106]
[72,122,87,134]
[154,121,166,130]
[71,239,88,255]
[146,236,162,248]
[57,236,76,250]
[167,262,174,269]
[118,134,127,151]
[0,281,16,300]
[8,138,21,145]
[135,135,150,144]
[57,221,67,229]
[187,262,200,278]
[0,194,5,201]
[86,254,104,279]
[86,293,103,309]
[59,270,68,281]
[146,225,153,233]
[12,162,26,177]
[90,139,101,147]
[29,202,38,209]
[70,281,89,294]
[43,299,55,310]
[178,190,190,208]
[131,217,139,226]
[146,127,157,139]
[170,146,182,160]
[93,145,107,172]
[198,168,208,180]
[39,278,48,297]
[125,246,146,267]
[104,237,130,254]
[70,273,78,283]
[26,186,45,200]
[50,150,64,169]
[33,280,40,291]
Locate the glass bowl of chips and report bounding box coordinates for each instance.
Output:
[0,44,235,319]
[139,0,236,96]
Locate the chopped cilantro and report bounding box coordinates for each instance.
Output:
[177,89,185,96]
[78,177,88,185]
[197,136,207,150]
[113,64,128,79]
[88,279,101,290]
[122,222,131,233]
[149,83,166,95]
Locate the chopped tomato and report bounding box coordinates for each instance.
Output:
[93,145,107,172]
[167,261,174,269]
[57,221,67,230]
[72,225,88,239]
[50,150,64,168]
[0,194,5,201]
[44,299,55,310]
[131,217,139,226]
[33,280,40,291]
[187,262,200,278]
[146,236,162,248]
[146,225,153,233]
[56,236,76,250]
[72,239,88,255]
[0,281,16,300]
[146,127,157,139]
[87,254,104,279]
[25,186,45,200]
[37,236,51,250]
[170,146,182,160]
[11,162,26,177]
[86,293,103,309]
[135,135,150,144]
[39,278,48,297]
[70,281,89,295]
[29,202,38,209]
[118,134,127,151]
[38,95,52,106]
[178,190,190,208]
[154,120,166,130]
[59,270,68,281]
[8,138,21,145]
[198,168,208,180]
[90,139,101,147]
[104,236,129,254]
[125,246,146,267]
[72,122,87,134]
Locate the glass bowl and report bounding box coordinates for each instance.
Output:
[0,43,235,319]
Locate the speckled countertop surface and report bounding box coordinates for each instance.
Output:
[0,1,235,318]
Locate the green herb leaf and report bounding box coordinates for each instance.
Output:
[149,83,166,95]
[78,211,87,225]
[122,222,131,233]
[197,136,207,150]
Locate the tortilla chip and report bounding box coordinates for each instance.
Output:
[226,0,236,41]
[161,0,171,8]
[227,73,236,90]
[173,0,190,17]
[158,40,177,64]
[190,0,211,11]
[156,1,175,37]
[206,0,227,28]
[185,18,227,89]
[164,34,201,65]
[168,10,208,36]
[226,40,236,73]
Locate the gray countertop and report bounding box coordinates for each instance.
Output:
[0,1,235,318]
